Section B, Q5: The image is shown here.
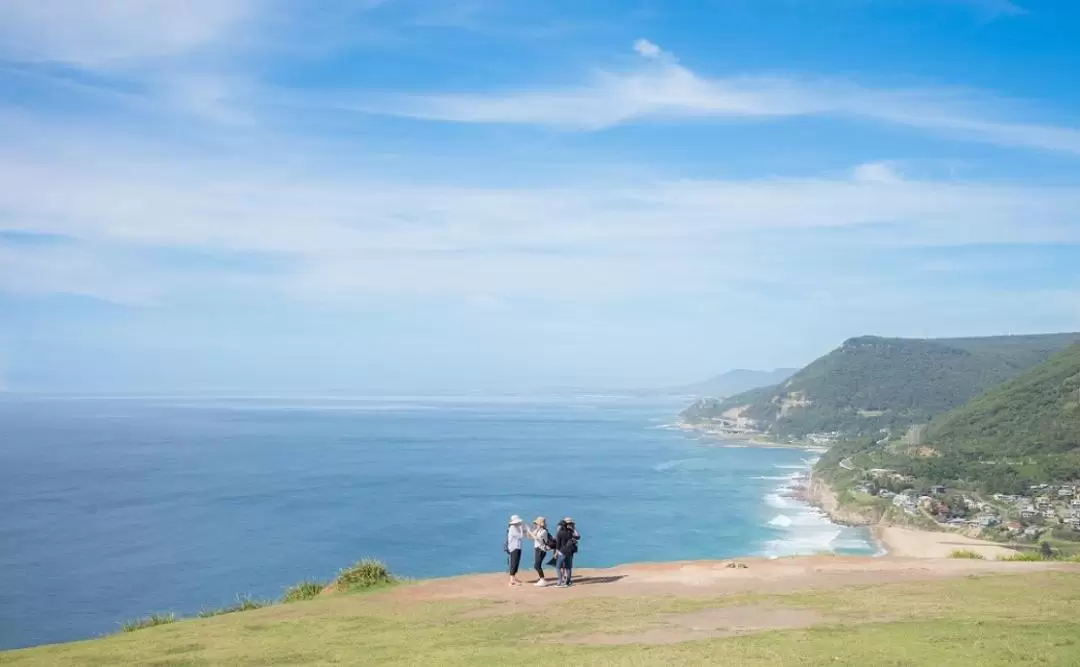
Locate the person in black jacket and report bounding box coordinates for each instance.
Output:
[554,517,580,588]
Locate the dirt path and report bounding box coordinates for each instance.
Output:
[392,555,1068,608]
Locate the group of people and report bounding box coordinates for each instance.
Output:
[505,515,580,588]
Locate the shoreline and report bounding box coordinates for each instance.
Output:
[873,525,1018,559]
[676,420,823,451]
[676,416,1011,559]
[764,461,883,558]
[798,473,1020,559]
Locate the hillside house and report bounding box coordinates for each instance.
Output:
[1023,526,1041,539]
[1020,507,1038,520]
[1004,522,1023,534]
[931,485,947,495]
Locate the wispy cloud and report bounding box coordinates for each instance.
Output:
[349,41,1080,155]
[0,0,255,68]
[1,115,1078,305]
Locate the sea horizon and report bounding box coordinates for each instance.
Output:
[0,393,876,649]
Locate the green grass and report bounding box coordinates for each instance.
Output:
[334,559,395,591]
[118,613,177,633]
[6,569,1080,666]
[949,549,985,559]
[1002,551,1050,562]
[197,595,272,618]
[281,580,325,603]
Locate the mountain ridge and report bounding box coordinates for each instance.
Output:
[682,332,1080,439]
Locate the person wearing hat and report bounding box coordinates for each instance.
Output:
[554,517,581,588]
[505,515,528,586]
[527,517,554,587]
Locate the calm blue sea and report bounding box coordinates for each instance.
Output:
[0,394,876,649]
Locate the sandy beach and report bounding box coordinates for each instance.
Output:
[875,525,1018,559]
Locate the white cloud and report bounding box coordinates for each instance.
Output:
[0,0,254,68]
[852,161,903,184]
[1,123,1078,305]
[633,38,663,59]
[349,44,1080,155]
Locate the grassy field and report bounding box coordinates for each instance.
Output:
[4,570,1080,666]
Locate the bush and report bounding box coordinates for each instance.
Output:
[120,613,176,632]
[282,580,325,603]
[197,595,271,618]
[335,559,394,590]
[949,549,985,560]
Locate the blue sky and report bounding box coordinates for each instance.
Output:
[1,0,1079,391]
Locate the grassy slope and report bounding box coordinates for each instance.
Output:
[928,343,1080,456]
[5,572,1080,666]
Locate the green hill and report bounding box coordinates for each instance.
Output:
[683,333,1080,438]
[5,561,1080,666]
[893,342,1080,490]
[927,342,1080,457]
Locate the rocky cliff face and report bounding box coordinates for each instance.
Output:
[805,474,882,526]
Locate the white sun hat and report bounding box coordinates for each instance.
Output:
[509,515,523,525]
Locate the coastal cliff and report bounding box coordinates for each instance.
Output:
[804,473,882,526]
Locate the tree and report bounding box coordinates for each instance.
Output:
[1040,541,1054,559]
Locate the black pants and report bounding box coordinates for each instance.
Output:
[507,549,522,575]
[534,548,547,578]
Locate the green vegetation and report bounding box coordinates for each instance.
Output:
[919,343,1080,488]
[1001,552,1048,562]
[816,343,1080,495]
[684,333,1080,439]
[281,580,325,603]
[8,571,1080,666]
[118,613,176,633]
[197,595,271,618]
[948,549,985,559]
[116,565,386,637]
[334,559,395,591]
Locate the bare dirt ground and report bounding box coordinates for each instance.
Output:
[394,555,1067,607]
[388,556,1074,645]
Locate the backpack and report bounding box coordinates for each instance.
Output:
[544,531,557,550]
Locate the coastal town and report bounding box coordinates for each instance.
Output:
[849,466,1080,542]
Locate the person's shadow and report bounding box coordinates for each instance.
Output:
[570,575,626,586]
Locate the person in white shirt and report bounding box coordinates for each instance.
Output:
[505,515,528,586]
[527,517,553,587]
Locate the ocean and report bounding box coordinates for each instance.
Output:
[0,394,877,649]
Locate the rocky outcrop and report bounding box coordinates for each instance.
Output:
[805,474,882,526]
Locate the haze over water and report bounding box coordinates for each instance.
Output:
[0,394,875,649]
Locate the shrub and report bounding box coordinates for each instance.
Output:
[282,580,325,603]
[120,613,176,632]
[335,559,394,590]
[949,549,985,560]
[197,595,271,618]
